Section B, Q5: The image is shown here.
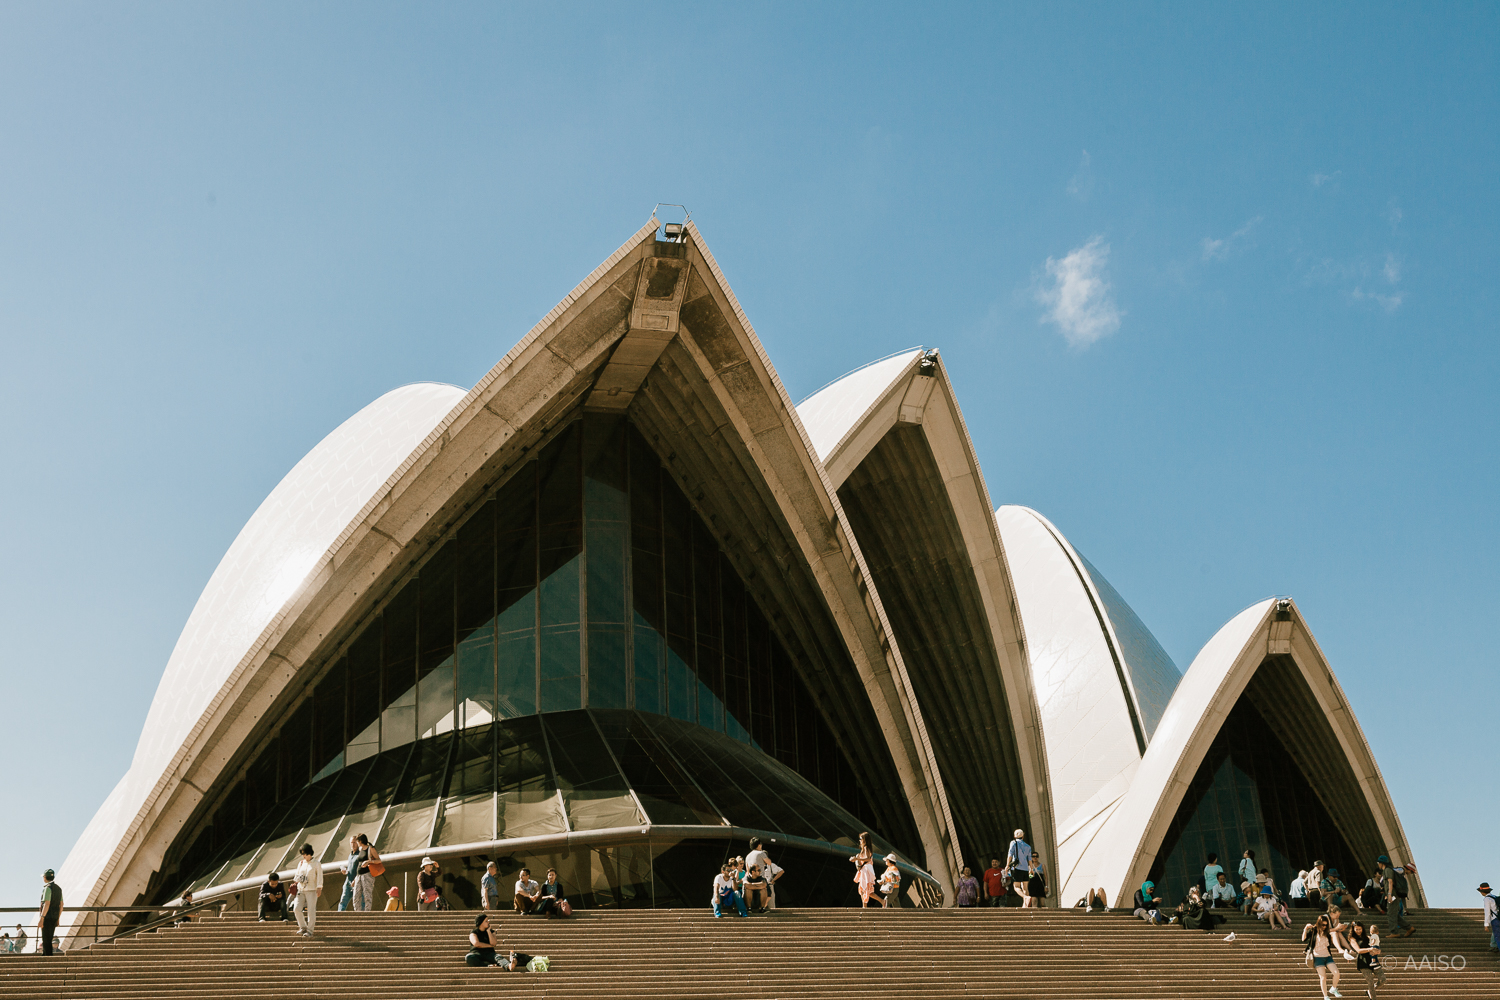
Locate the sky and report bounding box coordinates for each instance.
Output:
[0,2,1494,911]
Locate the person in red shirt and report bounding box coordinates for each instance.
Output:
[982,858,1008,907]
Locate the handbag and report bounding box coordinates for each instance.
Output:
[367,848,386,878]
[422,887,440,904]
[559,899,572,917]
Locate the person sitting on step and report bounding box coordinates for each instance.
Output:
[257,872,289,922]
[743,864,771,912]
[712,863,747,918]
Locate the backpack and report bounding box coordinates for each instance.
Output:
[1389,867,1409,898]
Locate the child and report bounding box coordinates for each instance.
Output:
[879,858,901,908]
[384,886,403,912]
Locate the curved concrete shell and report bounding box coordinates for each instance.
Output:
[1070,598,1423,907]
[60,382,466,920]
[797,353,1054,876]
[993,505,1180,902]
[64,220,962,928]
[65,218,1418,922]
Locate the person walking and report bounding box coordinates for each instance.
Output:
[258,872,289,921]
[982,858,1007,907]
[955,867,980,907]
[338,835,360,911]
[1349,921,1386,998]
[1024,853,1047,908]
[480,861,500,911]
[850,832,878,908]
[877,858,901,908]
[1478,881,1500,953]
[36,871,61,957]
[1302,913,1345,998]
[420,858,444,911]
[1005,830,1033,907]
[1237,850,1257,898]
[349,835,376,911]
[292,843,322,937]
[1375,855,1413,938]
[12,924,27,955]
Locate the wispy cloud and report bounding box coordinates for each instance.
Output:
[1311,170,1342,188]
[1201,214,1263,261]
[1353,287,1403,312]
[1382,253,1402,284]
[1385,198,1403,229]
[1066,150,1094,202]
[1036,236,1122,347]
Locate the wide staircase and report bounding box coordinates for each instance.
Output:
[1,907,1494,999]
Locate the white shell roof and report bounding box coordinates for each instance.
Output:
[796,349,923,461]
[994,506,1145,863]
[60,381,466,906]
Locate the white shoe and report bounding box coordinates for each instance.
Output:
[1329,989,1343,998]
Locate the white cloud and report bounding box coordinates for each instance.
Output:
[1353,287,1403,312]
[1383,252,1402,284]
[1311,170,1341,188]
[1066,150,1094,201]
[1201,215,1263,261]
[1036,236,1122,347]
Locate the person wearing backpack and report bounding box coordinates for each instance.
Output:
[1478,881,1499,953]
[1375,855,1414,938]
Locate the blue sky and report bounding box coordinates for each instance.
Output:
[1,2,1494,910]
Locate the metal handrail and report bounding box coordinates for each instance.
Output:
[0,901,225,953]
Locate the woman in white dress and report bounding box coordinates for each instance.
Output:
[850,831,877,908]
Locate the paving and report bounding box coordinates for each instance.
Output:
[0,906,1493,999]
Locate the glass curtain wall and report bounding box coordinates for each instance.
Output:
[1148,698,1365,901]
[175,415,878,894]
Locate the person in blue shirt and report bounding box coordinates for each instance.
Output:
[1203,853,1225,892]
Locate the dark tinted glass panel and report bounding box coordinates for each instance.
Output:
[693,520,724,732]
[457,499,496,636]
[380,734,453,853]
[746,606,774,749]
[457,627,495,730]
[543,711,641,831]
[244,738,279,816]
[720,558,750,742]
[539,425,582,712]
[592,709,723,826]
[629,436,665,714]
[346,628,381,765]
[771,645,799,771]
[662,475,695,722]
[587,627,628,709]
[334,743,413,853]
[278,700,312,793]
[312,661,346,781]
[496,716,566,839]
[381,582,419,752]
[417,542,457,740]
[435,724,495,846]
[1149,698,1365,902]
[644,715,774,832]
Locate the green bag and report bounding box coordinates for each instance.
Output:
[526,955,550,973]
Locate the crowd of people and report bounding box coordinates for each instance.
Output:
[712,837,787,916]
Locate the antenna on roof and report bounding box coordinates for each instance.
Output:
[651,203,691,242]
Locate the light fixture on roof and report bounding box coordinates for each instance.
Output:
[652,203,691,243]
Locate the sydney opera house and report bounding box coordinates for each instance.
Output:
[61,218,1422,921]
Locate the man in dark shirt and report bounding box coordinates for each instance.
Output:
[37,870,62,956]
[258,873,289,922]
